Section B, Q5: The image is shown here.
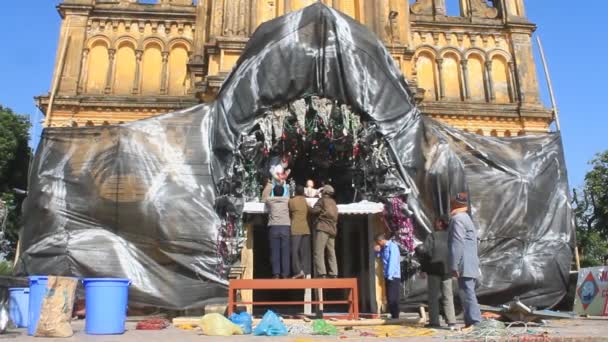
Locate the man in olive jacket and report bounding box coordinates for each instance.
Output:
[289,185,311,278]
[310,185,339,278]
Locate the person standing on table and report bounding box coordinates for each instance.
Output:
[374,233,401,319]
[310,185,339,278]
[422,215,457,329]
[289,185,311,279]
[263,185,291,279]
[448,192,482,328]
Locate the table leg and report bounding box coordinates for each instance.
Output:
[228,286,235,316]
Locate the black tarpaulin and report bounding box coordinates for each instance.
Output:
[18,3,573,309]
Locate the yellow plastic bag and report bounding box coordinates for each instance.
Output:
[199,313,243,336]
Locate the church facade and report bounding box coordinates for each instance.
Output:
[38,0,552,136]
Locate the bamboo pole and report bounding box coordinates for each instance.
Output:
[536,36,561,132]
[44,36,71,127]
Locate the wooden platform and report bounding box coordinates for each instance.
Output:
[228,278,359,319]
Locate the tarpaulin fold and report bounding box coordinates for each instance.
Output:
[18,3,573,309]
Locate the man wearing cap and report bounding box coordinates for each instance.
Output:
[448,192,482,328]
[310,184,339,278]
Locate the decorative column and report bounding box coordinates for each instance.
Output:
[132,49,143,94]
[160,51,169,94]
[104,48,116,94]
[484,59,494,102]
[460,59,470,100]
[507,60,517,103]
[77,48,89,94]
[436,58,445,100]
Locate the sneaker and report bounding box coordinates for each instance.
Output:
[327,275,337,279]
[424,323,440,328]
[272,274,280,279]
[316,274,327,279]
[447,324,457,331]
[292,272,305,279]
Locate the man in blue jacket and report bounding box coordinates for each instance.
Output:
[374,233,401,319]
[448,192,482,328]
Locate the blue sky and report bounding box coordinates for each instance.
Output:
[0,2,606,189]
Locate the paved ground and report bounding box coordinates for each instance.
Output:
[2,318,608,341]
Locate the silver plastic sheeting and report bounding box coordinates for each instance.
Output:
[18,3,573,309]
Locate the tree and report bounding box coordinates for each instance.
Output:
[0,105,31,260]
[573,150,608,267]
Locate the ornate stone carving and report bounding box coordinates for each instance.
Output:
[411,0,434,15]
[469,0,498,19]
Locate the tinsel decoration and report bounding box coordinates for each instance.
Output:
[311,96,332,125]
[384,196,415,253]
[272,106,289,140]
[291,98,308,129]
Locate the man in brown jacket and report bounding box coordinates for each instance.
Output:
[289,185,311,279]
[310,185,339,278]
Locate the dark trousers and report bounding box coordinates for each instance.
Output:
[291,234,311,275]
[458,277,481,327]
[385,278,401,319]
[269,226,291,278]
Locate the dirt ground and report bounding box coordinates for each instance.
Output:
[3,318,608,342]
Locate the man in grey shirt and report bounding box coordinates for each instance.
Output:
[264,185,291,279]
[448,192,482,328]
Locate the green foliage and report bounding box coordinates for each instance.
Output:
[573,150,608,267]
[0,260,12,276]
[0,105,32,260]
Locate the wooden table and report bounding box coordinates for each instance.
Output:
[228,278,359,319]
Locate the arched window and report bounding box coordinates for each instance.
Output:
[141,43,163,94]
[467,54,486,101]
[442,53,462,100]
[113,42,136,94]
[491,55,511,103]
[476,129,484,136]
[490,129,498,137]
[504,130,512,137]
[168,44,189,95]
[446,0,462,16]
[86,41,109,93]
[415,51,438,101]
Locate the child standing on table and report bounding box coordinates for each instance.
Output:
[304,179,320,198]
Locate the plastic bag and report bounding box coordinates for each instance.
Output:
[200,313,243,336]
[229,312,253,334]
[35,277,78,337]
[312,319,338,335]
[253,310,288,336]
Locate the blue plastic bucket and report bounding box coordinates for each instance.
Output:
[83,278,130,335]
[9,287,29,328]
[28,276,48,335]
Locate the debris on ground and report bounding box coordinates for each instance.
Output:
[288,322,313,335]
[312,319,338,335]
[175,324,197,330]
[229,312,253,334]
[480,298,576,323]
[357,325,435,338]
[135,318,170,330]
[200,313,243,336]
[253,310,288,336]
